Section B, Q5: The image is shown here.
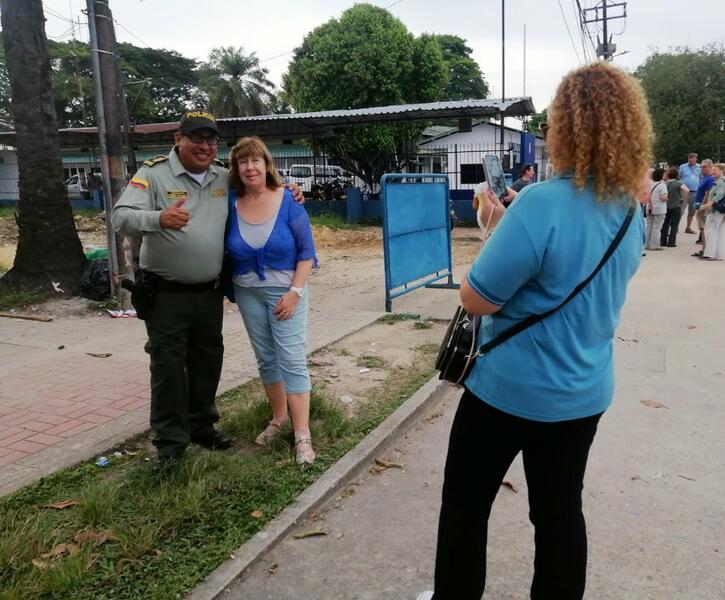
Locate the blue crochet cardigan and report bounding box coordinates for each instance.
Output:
[225,189,318,285]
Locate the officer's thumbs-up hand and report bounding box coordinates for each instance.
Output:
[160,198,189,229]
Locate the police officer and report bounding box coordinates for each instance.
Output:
[113,111,231,469]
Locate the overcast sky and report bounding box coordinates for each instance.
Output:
[30,0,725,114]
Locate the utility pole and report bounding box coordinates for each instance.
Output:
[86,0,132,300]
[582,0,627,61]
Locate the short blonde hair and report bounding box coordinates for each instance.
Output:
[547,62,652,201]
[229,136,282,195]
[713,163,725,174]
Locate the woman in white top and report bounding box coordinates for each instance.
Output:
[645,167,668,250]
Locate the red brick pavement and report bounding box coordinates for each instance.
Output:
[0,353,150,465]
[0,298,387,495]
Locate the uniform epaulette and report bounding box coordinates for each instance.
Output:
[143,155,168,167]
[213,159,226,167]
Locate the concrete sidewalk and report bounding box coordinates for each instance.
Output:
[0,251,460,496]
[220,236,725,599]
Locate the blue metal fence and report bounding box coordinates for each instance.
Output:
[381,173,457,312]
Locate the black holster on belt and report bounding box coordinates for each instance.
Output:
[120,270,158,321]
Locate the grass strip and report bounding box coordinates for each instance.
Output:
[0,346,437,600]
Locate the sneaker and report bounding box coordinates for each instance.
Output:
[416,592,434,600]
[685,228,696,234]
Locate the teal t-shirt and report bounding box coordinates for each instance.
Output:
[465,177,644,422]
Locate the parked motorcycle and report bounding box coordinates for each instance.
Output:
[312,176,353,201]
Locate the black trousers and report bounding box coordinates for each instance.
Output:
[432,390,602,600]
[660,206,682,247]
[144,288,224,457]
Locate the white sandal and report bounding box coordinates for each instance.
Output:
[255,420,285,446]
[294,436,316,464]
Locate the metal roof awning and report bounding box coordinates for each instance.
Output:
[221,97,535,138]
[0,97,535,148]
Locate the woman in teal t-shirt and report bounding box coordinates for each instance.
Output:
[421,63,651,600]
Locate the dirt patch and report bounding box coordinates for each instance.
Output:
[307,318,446,417]
[311,225,382,251]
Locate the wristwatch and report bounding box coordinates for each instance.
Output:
[290,286,305,298]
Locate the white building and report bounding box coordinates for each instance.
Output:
[419,120,548,190]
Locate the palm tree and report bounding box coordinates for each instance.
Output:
[199,47,278,117]
[0,0,86,294]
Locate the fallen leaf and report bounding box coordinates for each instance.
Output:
[640,400,669,409]
[686,325,696,330]
[617,336,640,343]
[124,450,137,456]
[337,488,356,501]
[41,500,80,510]
[424,411,444,423]
[501,480,519,494]
[41,543,80,559]
[293,529,327,539]
[116,558,141,572]
[250,510,263,519]
[74,529,116,546]
[86,352,112,358]
[154,549,163,558]
[308,358,335,367]
[375,458,403,469]
[677,474,696,482]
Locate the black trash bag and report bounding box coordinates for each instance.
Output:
[79,259,111,301]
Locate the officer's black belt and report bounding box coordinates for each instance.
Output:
[155,278,218,293]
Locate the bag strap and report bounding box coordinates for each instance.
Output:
[476,204,636,357]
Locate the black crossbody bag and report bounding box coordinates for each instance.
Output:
[436,204,635,385]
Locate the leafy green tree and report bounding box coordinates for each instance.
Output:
[198,46,277,117]
[118,43,200,123]
[0,35,203,127]
[283,3,448,186]
[635,46,725,164]
[525,108,547,134]
[428,34,488,100]
[47,39,95,126]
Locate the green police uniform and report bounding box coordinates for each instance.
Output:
[112,148,229,458]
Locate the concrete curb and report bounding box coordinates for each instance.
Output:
[186,375,453,600]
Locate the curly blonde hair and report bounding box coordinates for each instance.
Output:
[229,136,282,196]
[547,62,652,201]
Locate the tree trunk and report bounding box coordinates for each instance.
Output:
[0,0,86,294]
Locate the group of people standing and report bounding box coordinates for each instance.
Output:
[641,153,725,259]
[112,111,318,471]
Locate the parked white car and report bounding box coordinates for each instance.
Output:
[65,174,91,199]
[285,164,354,193]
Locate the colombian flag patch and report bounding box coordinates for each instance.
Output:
[129,177,148,191]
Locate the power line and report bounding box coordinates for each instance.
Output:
[260,49,295,63]
[573,0,595,62]
[113,19,151,48]
[557,0,582,64]
[43,3,76,23]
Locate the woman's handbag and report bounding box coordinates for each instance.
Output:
[436,204,635,385]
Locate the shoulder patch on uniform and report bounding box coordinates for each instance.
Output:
[129,177,149,191]
[143,155,168,167]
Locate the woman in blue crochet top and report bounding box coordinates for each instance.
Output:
[225,136,318,464]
